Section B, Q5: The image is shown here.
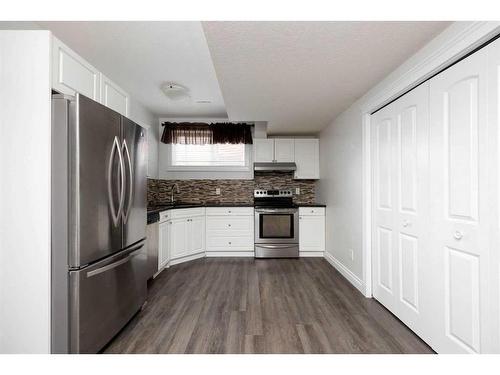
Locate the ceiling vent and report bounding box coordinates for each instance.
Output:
[161,82,190,101]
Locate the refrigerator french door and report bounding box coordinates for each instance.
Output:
[51,93,147,354]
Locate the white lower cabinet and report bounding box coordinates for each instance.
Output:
[156,208,206,271]
[169,218,188,260]
[299,207,325,254]
[169,208,206,262]
[206,207,254,255]
[158,220,170,271]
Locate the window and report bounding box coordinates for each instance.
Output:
[171,143,248,167]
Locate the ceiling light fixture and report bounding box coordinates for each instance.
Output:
[161,82,190,101]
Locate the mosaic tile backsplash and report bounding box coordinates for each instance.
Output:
[147,172,317,206]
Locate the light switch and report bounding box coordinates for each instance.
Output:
[215,188,221,195]
[295,187,300,195]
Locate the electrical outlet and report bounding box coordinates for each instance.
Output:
[295,187,300,195]
[349,249,354,261]
[215,188,221,195]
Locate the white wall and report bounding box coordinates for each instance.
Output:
[318,105,363,279]
[129,99,158,178]
[317,21,500,294]
[0,31,52,353]
[157,117,254,180]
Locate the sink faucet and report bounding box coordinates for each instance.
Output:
[170,183,180,204]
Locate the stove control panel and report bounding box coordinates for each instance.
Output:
[254,189,293,197]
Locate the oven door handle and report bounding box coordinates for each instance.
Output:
[256,244,299,249]
[255,209,297,214]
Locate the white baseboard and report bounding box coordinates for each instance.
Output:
[206,251,254,257]
[323,252,364,294]
[169,251,205,266]
[300,251,324,257]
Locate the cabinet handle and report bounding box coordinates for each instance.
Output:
[402,220,410,227]
[453,231,463,240]
[228,242,232,245]
[228,224,231,227]
[228,210,232,214]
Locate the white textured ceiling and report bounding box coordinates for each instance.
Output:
[37,21,227,118]
[203,21,451,134]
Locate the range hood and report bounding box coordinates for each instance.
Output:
[253,162,297,172]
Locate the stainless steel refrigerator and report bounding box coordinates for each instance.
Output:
[51,93,148,353]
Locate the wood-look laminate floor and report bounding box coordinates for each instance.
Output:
[103,258,433,354]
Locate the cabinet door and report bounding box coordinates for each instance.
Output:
[52,37,100,101]
[274,139,295,162]
[188,216,205,255]
[254,139,275,162]
[299,215,325,252]
[294,139,319,179]
[158,221,170,270]
[100,74,129,116]
[169,218,188,260]
[429,46,491,354]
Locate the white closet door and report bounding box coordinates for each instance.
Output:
[429,47,491,353]
[487,38,500,354]
[371,83,430,343]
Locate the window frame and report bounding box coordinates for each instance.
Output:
[164,143,253,172]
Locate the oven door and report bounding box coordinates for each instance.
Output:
[254,208,299,244]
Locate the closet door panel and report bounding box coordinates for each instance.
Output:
[487,37,500,354]
[429,46,490,353]
[371,83,431,346]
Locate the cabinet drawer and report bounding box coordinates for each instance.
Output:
[159,210,171,223]
[206,236,254,251]
[299,207,325,216]
[206,216,253,233]
[170,207,206,219]
[206,207,253,216]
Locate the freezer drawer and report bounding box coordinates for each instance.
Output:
[69,242,147,353]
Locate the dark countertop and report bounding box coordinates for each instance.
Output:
[147,202,254,214]
[147,202,326,224]
[148,202,326,214]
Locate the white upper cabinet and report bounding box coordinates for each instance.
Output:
[52,37,100,101]
[294,139,320,179]
[274,139,295,162]
[254,139,275,162]
[51,36,130,116]
[100,74,129,116]
[254,138,319,179]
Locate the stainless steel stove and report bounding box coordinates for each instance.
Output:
[254,189,299,258]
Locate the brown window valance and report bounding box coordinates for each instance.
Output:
[161,122,253,145]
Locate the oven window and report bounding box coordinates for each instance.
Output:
[260,214,294,238]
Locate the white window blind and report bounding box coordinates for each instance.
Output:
[171,143,247,167]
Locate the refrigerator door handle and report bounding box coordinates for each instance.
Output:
[121,139,133,223]
[86,247,143,278]
[107,136,125,226]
